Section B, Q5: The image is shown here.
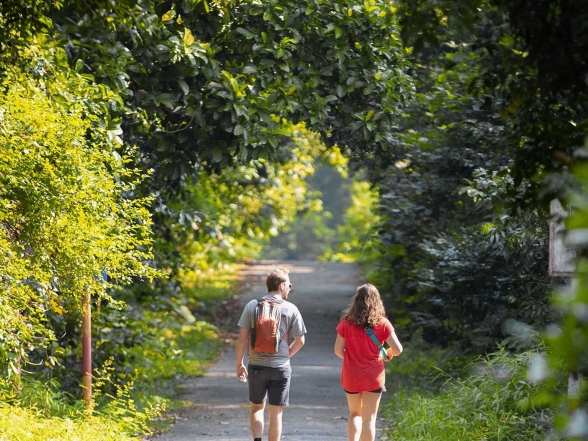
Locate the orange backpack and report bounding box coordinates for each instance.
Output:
[250,296,285,353]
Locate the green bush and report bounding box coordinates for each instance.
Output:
[0,42,156,382]
[382,348,553,441]
[385,333,468,393]
[0,375,159,440]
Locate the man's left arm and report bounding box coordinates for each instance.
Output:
[288,310,307,358]
[288,334,305,358]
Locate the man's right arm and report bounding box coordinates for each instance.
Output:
[236,326,250,381]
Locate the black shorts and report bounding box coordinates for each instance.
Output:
[248,365,292,406]
[344,386,386,394]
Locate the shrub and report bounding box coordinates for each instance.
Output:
[382,348,553,441]
[0,42,156,382]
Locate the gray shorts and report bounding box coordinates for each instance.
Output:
[248,364,292,406]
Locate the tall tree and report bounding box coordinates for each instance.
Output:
[396,0,588,205]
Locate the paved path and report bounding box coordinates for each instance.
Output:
[156,261,388,441]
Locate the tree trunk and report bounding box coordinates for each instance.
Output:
[82,290,92,410]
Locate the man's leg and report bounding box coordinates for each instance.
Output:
[250,401,265,440]
[345,392,363,441]
[359,391,382,441]
[248,365,269,440]
[266,366,290,441]
[268,404,283,441]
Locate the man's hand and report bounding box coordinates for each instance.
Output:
[237,364,248,382]
[235,327,251,382]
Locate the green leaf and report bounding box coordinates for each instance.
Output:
[212,147,223,162]
[268,137,278,148]
[184,28,195,46]
[236,27,256,38]
[269,128,291,136]
[243,65,258,74]
[178,80,190,95]
[156,93,176,109]
[162,10,176,21]
[182,0,199,12]
[346,76,358,86]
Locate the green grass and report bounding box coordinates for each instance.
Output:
[0,263,242,441]
[0,375,154,441]
[381,341,554,441]
[0,404,140,441]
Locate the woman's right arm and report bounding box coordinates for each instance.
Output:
[334,334,346,359]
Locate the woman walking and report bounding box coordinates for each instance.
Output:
[334,283,403,441]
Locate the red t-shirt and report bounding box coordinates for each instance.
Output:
[336,318,394,392]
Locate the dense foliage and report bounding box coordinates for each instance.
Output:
[340,0,588,354]
[351,18,555,351]
[536,155,588,439]
[2,0,588,439]
[350,1,588,439]
[382,344,554,441]
[49,0,413,186]
[0,1,413,437]
[0,41,156,388]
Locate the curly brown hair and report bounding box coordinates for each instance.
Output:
[341,283,386,328]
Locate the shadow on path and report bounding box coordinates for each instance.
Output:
[156,261,386,441]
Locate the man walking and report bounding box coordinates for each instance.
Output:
[236,267,307,441]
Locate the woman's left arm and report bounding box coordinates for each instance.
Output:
[385,331,403,357]
[334,334,346,359]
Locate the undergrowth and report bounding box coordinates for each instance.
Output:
[382,336,556,441]
[0,263,239,440]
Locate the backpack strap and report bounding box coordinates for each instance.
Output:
[365,327,387,359]
[259,295,284,304]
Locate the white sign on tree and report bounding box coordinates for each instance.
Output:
[549,199,576,277]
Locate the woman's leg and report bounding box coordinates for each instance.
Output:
[346,392,363,441]
[359,391,382,441]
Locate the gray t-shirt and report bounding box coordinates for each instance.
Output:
[238,294,307,368]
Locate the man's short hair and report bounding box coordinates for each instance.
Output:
[266,268,289,292]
